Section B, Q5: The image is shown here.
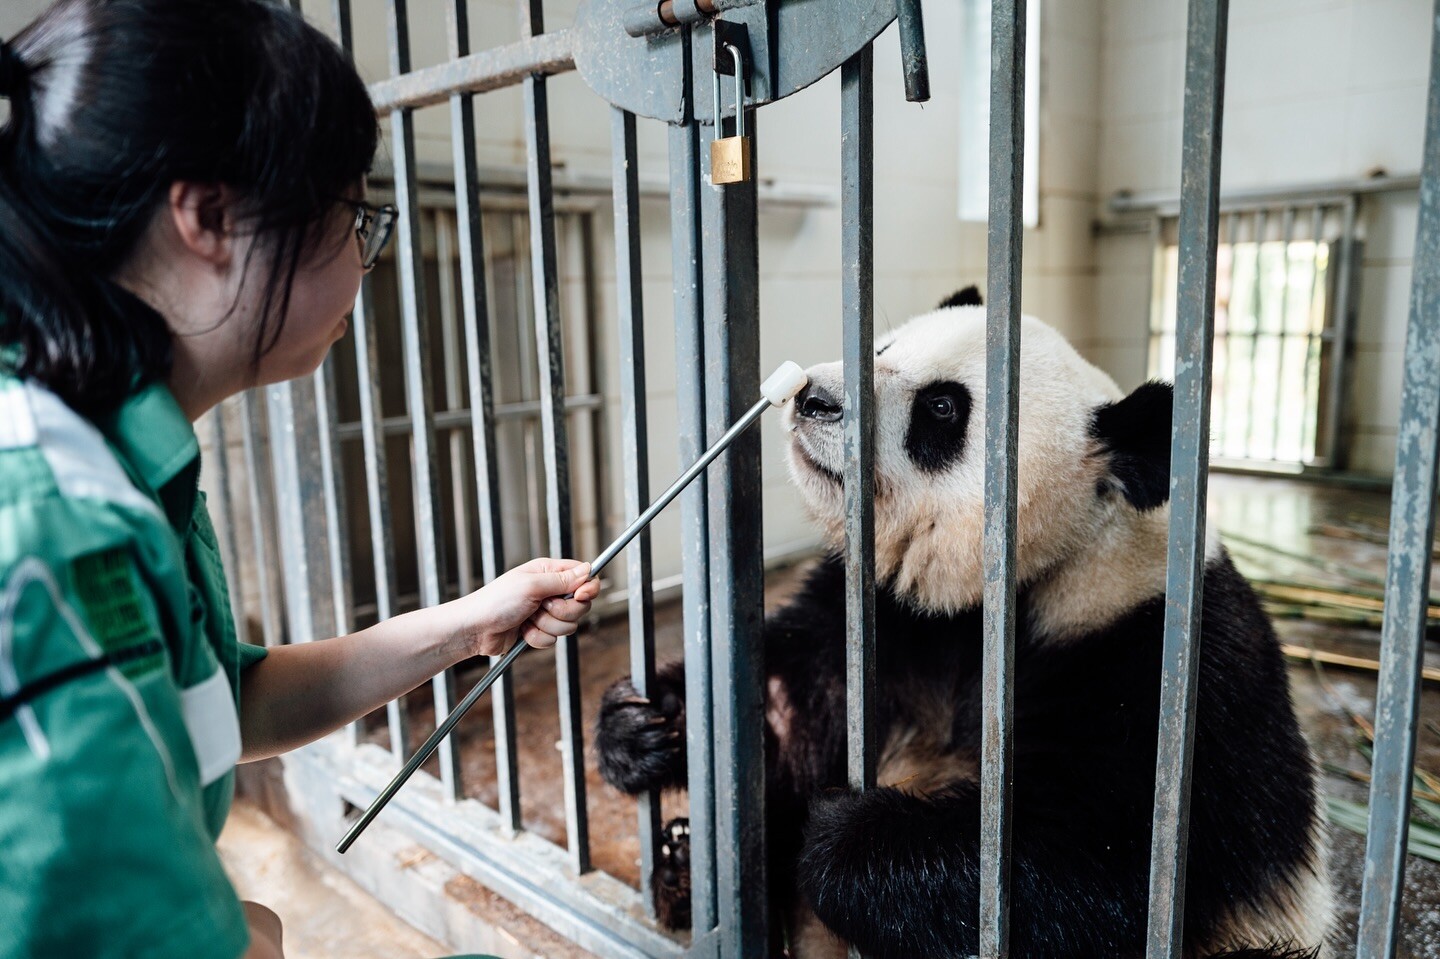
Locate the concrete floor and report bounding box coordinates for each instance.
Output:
[219,801,451,959]
[224,474,1440,957]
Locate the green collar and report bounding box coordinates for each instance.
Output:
[94,381,201,530]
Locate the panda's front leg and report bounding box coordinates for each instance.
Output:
[595,659,688,795]
[796,784,1146,959]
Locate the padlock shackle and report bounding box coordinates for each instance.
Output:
[712,41,746,137]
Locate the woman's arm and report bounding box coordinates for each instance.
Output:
[238,558,599,762]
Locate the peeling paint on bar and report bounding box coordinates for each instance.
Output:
[1355,5,1440,956]
[368,31,576,115]
[1145,0,1229,956]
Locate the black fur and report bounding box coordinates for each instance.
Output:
[655,818,693,930]
[904,381,973,474]
[596,553,1321,958]
[595,660,688,793]
[1091,380,1175,511]
[938,285,984,309]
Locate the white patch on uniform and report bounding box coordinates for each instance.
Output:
[0,383,39,449]
[179,666,241,787]
[23,381,164,521]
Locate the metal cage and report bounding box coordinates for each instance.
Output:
[205,1,1440,957]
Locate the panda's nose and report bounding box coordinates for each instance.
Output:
[797,384,842,422]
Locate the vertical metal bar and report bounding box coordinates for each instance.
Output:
[387,0,460,794]
[669,58,718,938]
[313,365,352,641]
[1214,211,1239,456]
[841,45,876,795]
[1145,0,1229,956]
[239,392,285,648]
[698,30,766,958]
[1243,208,1268,459]
[314,358,356,741]
[1270,206,1296,460]
[896,0,931,102]
[1300,204,1325,460]
[611,105,661,914]
[437,212,473,596]
[209,403,249,645]
[330,0,353,54]
[980,0,1026,955]
[264,382,337,646]
[330,0,405,756]
[352,279,409,759]
[522,0,591,874]
[1355,5,1440,954]
[1322,195,1359,468]
[447,0,521,834]
[841,46,877,959]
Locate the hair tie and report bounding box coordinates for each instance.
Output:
[0,41,27,100]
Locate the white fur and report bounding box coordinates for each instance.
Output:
[788,306,1171,636]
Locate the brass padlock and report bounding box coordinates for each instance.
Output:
[711,42,751,185]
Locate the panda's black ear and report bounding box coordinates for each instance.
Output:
[938,285,983,309]
[1090,381,1173,511]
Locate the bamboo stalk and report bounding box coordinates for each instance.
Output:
[1281,643,1440,685]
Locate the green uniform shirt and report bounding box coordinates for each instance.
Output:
[0,372,267,958]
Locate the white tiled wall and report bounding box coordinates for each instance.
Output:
[1093,0,1432,474]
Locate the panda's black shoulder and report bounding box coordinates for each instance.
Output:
[768,554,848,638]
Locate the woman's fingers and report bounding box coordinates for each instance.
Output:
[528,610,582,639]
[542,595,593,624]
[522,622,559,650]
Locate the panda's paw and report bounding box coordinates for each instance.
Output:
[653,818,693,931]
[595,676,687,794]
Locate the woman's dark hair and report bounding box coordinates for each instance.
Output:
[0,0,378,414]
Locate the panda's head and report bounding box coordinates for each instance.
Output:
[786,286,1177,638]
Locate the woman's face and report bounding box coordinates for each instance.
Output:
[250,200,366,386]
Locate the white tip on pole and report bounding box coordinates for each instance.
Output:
[761,360,809,406]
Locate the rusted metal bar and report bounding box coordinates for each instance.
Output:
[1145,0,1230,955]
[369,31,575,115]
[979,0,1026,953]
[1355,3,1440,954]
[522,0,592,876]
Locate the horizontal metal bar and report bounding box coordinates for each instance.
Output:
[369,30,575,115]
[333,395,603,442]
[366,160,838,211]
[1110,173,1419,216]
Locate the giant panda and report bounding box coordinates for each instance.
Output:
[595,287,1332,959]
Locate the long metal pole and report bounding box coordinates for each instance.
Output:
[337,382,800,854]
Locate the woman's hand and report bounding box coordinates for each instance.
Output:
[441,558,601,657]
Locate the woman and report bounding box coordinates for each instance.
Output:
[0,3,599,957]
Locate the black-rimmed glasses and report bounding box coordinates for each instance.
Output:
[350,201,397,271]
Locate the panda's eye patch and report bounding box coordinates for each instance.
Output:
[906,380,973,473]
